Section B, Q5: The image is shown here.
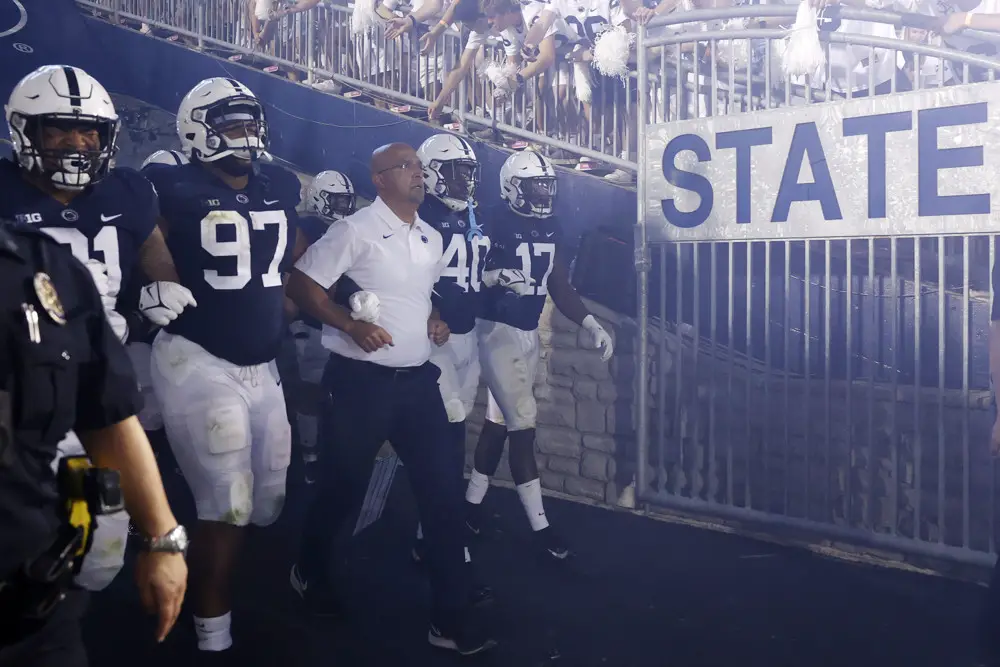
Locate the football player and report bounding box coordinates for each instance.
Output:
[143,148,190,168]
[410,133,488,557]
[290,169,357,483]
[0,65,195,593]
[123,148,192,436]
[142,76,306,657]
[405,134,519,606]
[470,150,613,561]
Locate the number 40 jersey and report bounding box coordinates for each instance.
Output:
[421,197,492,335]
[143,162,301,367]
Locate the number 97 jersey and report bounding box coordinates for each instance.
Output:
[482,207,562,332]
[143,162,301,367]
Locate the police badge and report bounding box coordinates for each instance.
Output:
[33,273,66,326]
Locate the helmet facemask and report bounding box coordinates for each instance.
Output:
[319,190,357,221]
[191,96,269,165]
[430,158,480,208]
[513,175,557,218]
[10,113,119,191]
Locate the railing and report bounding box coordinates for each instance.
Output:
[76,0,638,172]
[635,6,1000,566]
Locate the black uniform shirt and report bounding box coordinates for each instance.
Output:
[0,222,141,580]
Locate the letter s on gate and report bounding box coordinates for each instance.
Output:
[661,133,713,229]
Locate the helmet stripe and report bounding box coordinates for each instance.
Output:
[62,66,81,109]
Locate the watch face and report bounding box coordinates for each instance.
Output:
[171,526,190,552]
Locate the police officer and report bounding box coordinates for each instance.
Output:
[0,220,188,667]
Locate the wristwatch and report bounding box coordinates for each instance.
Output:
[142,525,189,556]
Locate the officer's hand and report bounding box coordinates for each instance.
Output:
[428,318,450,346]
[348,320,394,352]
[134,551,188,643]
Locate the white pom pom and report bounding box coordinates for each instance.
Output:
[592,25,635,80]
[782,0,826,78]
[718,18,751,69]
[352,0,382,35]
[482,60,520,99]
[573,62,593,104]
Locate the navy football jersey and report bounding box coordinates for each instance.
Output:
[420,197,491,336]
[0,159,157,311]
[143,162,300,366]
[294,214,361,330]
[482,207,563,332]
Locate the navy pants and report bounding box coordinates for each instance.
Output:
[298,354,469,622]
[0,588,88,667]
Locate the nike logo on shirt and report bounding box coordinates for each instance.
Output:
[100,213,122,222]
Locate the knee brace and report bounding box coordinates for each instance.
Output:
[250,412,291,527]
[201,469,254,526]
[506,394,537,431]
[250,479,287,527]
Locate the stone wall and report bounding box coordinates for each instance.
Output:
[466,297,998,560]
[464,298,640,506]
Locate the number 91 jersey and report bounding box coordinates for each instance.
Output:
[143,162,300,367]
[0,159,157,309]
[482,206,562,332]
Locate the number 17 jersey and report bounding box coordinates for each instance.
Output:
[482,206,563,332]
[143,162,301,367]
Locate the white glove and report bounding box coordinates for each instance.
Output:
[349,291,380,323]
[582,314,613,362]
[482,268,533,296]
[84,260,129,343]
[139,281,198,327]
[84,259,110,298]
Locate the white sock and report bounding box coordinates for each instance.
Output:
[416,522,423,540]
[465,469,490,504]
[516,478,549,532]
[296,413,318,450]
[194,612,233,652]
[464,546,471,563]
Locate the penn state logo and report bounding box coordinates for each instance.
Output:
[236,193,250,204]
[61,209,79,222]
[1,0,27,39]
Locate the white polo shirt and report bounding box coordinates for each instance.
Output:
[295,196,444,368]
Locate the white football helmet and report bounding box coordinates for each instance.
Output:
[5,65,119,191]
[308,170,357,222]
[500,150,557,218]
[417,134,480,212]
[176,77,270,163]
[141,149,189,169]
